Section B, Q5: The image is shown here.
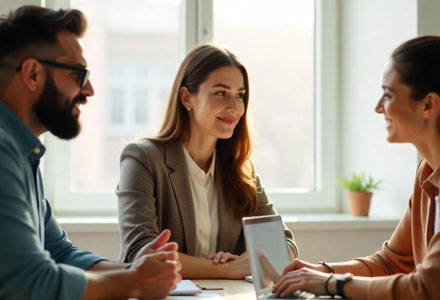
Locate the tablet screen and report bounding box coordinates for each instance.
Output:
[243,216,290,293]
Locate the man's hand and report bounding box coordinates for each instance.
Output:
[131,251,182,299]
[130,229,181,299]
[134,229,178,261]
[82,241,181,300]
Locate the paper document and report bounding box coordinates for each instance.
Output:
[169,280,202,296]
[166,293,224,300]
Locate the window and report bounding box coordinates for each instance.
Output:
[43,0,338,215]
[214,0,315,187]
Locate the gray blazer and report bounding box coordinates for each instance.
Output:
[116,139,298,262]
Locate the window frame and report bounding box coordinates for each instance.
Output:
[42,0,340,216]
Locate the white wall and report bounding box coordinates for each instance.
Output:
[293,227,393,262]
[339,0,418,218]
[417,0,440,35]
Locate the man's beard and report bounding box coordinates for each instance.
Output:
[34,74,86,140]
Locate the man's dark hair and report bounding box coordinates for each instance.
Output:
[0,5,87,87]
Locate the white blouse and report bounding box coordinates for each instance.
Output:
[183,145,219,258]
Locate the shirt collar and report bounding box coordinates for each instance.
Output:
[419,159,440,190]
[0,100,45,160]
[182,144,216,178]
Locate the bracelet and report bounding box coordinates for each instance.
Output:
[325,273,335,298]
[125,263,132,269]
[319,261,335,273]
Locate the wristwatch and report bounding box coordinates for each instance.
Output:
[336,273,353,299]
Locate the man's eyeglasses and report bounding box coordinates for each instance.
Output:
[16,59,90,88]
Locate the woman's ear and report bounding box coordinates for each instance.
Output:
[179,86,192,111]
[422,92,440,119]
[19,58,44,92]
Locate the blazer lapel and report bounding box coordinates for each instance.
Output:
[216,162,242,253]
[165,143,197,256]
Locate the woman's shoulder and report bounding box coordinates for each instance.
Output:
[121,138,168,158]
[122,138,182,159]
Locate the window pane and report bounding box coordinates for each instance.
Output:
[70,0,181,192]
[213,0,315,190]
[110,89,124,124]
[135,90,149,124]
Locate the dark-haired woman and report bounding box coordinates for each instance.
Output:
[273,36,440,300]
[117,44,298,279]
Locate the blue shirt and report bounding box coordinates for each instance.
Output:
[0,100,104,300]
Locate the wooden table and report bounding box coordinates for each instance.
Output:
[164,279,256,300]
[163,280,343,300]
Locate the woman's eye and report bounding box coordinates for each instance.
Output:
[236,93,245,99]
[215,91,226,97]
[382,93,391,100]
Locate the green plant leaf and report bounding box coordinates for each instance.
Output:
[337,172,382,192]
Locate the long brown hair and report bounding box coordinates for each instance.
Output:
[153,44,258,218]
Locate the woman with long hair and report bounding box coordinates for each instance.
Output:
[117,44,298,278]
[273,36,440,299]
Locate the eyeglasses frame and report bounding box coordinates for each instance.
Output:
[16,59,90,88]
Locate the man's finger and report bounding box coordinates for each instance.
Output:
[148,229,171,251]
[149,250,179,262]
[169,260,182,272]
[156,241,178,253]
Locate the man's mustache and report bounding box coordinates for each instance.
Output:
[71,94,86,107]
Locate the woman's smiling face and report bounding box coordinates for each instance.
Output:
[375,61,426,144]
[185,65,246,140]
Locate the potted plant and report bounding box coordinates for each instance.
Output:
[338,173,382,216]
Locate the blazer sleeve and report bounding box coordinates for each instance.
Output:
[254,176,299,258]
[116,142,159,262]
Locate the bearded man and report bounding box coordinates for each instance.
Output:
[0,5,180,300]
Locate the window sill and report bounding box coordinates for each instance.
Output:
[58,214,400,233]
[58,217,119,233]
[283,214,399,231]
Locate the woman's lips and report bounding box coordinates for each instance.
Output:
[217,117,236,125]
[385,118,392,127]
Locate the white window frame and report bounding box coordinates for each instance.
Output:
[268,0,340,214]
[42,0,340,216]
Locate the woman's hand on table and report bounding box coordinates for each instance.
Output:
[207,251,239,264]
[272,259,333,297]
[273,267,332,297]
[223,252,251,279]
[282,259,329,274]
